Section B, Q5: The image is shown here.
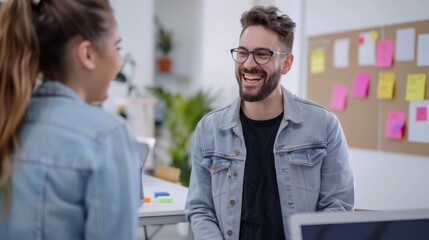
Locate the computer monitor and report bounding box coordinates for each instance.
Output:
[136,136,156,205]
[136,136,155,169]
[289,209,429,240]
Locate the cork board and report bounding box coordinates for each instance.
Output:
[379,20,429,156]
[307,19,429,156]
[307,27,380,150]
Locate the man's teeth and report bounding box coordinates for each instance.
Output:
[243,73,262,80]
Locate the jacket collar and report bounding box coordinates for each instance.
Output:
[221,85,304,130]
[32,81,82,102]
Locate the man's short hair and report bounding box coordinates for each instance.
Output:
[240,6,296,53]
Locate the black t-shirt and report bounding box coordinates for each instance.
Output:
[239,109,286,240]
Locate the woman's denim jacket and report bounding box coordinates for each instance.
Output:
[0,82,140,240]
[185,86,354,240]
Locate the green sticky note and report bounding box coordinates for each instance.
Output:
[158,196,173,203]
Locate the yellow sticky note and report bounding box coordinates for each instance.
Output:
[371,30,379,41]
[378,73,395,99]
[406,74,426,101]
[311,49,325,74]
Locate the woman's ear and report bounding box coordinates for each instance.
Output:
[76,40,96,70]
[281,53,294,75]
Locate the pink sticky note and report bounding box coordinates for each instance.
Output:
[376,40,394,68]
[358,37,365,45]
[330,84,348,111]
[416,107,428,122]
[353,72,370,98]
[384,111,405,139]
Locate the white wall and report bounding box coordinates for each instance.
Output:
[304,0,429,210]
[154,0,200,79]
[104,0,154,114]
[198,0,254,107]
[111,0,154,91]
[274,0,304,96]
[153,0,202,96]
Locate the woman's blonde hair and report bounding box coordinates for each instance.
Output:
[0,0,39,219]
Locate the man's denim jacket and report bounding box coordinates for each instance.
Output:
[185,86,354,240]
[0,82,140,240]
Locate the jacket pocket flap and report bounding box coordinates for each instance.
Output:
[202,157,231,173]
[288,148,326,167]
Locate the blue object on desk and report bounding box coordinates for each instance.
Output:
[154,191,170,198]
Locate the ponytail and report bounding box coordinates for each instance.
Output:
[0,0,39,219]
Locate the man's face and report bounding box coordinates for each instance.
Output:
[235,25,291,102]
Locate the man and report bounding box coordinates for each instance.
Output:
[185,6,354,240]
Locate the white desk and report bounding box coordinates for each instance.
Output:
[138,175,188,226]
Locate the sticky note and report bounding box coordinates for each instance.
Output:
[330,84,348,111]
[377,73,395,99]
[358,31,376,66]
[358,36,365,45]
[416,107,428,122]
[384,111,405,140]
[417,34,429,66]
[353,72,370,98]
[409,101,429,143]
[334,38,350,68]
[371,31,379,41]
[376,40,394,68]
[310,49,325,74]
[406,74,426,101]
[158,196,173,203]
[144,196,151,203]
[396,28,415,61]
[154,191,170,198]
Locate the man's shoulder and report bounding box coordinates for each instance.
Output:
[284,91,336,124]
[294,96,331,113]
[198,103,235,128]
[282,87,332,116]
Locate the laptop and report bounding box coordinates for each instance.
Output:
[136,136,156,205]
[289,209,429,240]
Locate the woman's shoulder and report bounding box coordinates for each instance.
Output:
[27,96,129,141]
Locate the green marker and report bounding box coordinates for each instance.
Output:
[158,196,173,203]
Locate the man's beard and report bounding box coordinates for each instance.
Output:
[236,66,281,102]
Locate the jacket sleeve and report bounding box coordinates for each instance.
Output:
[84,123,140,240]
[318,112,355,212]
[185,122,224,240]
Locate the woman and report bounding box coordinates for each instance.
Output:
[0,0,140,239]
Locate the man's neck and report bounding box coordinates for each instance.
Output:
[241,87,283,121]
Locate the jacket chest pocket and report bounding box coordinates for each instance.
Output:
[287,147,326,192]
[202,157,232,198]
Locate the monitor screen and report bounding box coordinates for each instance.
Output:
[290,209,429,240]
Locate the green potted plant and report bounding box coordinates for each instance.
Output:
[156,19,173,73]
[148,87,213,186]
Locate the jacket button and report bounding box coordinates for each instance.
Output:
[211,163,217,169]
[227,230,233,236]
[234,150,240,156]
[232,171,238,177]
[230,200,235,205]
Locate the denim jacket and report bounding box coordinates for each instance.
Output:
[0,82,140,240]
[185,86,354,240]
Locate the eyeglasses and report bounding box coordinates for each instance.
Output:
[230,48,289,65]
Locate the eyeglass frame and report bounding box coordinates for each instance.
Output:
[230,47,289,65]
